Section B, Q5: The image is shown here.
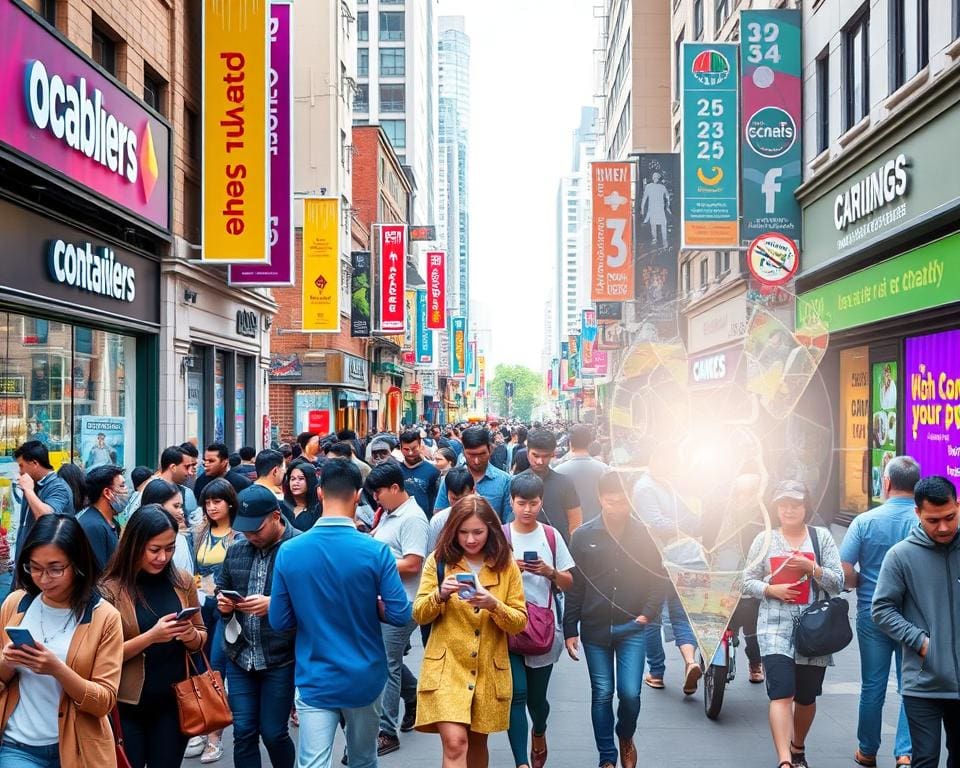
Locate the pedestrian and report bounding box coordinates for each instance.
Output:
[282,459,323,531]
[563,471,674,768]
[412,494,527,768]
[238,446,259,482]
[433,447,458,476]
[269,459,411,768]
[13,440,76,561]
[521,429,582,543]
[742,480,844,768]
[553,425,607,523]
[399,429,441,519]
[428,466,476,552]
[434,427,512,522]
[216,485,300,768]
[78,464,127,572]
[505,473,575,768]
[511,448,530,476]
[195,443,254,499]
[100,505,207,768]
[0,515,123,768]
[840,455,920,767]
[365,461,431,754]
[873,475,960,768]
[56,462,87,515]
[139,478,195,577]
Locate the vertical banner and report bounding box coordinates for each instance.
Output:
[636,153,681,307]
[451,316,466,378]
[228,0,293,283]
[560,343,571,391]
[301,198,340,332]
[478,355,486,397]
[426,251,446,329]
[568,335,581,387]
[415,290,433,363]
[350,251,372,337]
[468,341,479,388]
[594,350,609,376]
[376,224,406,333]
[681,43,740,248]
[839,347,869,515]
[551,357,561,397]
[591,162,634,301]
[203,0,269,263]
[581,309,597,372]
[439,329,450,373]
[403,290,417,351]
[740,10,802,247]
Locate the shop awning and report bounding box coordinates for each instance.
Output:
[338,390,369,403]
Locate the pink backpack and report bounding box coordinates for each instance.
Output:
[503,524,559,657]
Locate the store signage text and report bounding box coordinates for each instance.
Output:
[692,353,727,383]
[833,154,909,231]
[47,239,136,302]
[236,309,258,337]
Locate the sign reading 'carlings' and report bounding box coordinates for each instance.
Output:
[378,224,406,333]
[0,1,171,231]
[591,162,634,301]
[426,251,446,329]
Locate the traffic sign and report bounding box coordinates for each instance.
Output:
[746,232,799,286]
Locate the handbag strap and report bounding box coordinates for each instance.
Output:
[110,706,126,745]
[184,647,214,678]
[807,525,823,602]
[503,523,562,616]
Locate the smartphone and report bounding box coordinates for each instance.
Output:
[523,551,539,562]
[218,589,244,602]
[455,573,477,599]
[5,627,36,649]
[175,607,201,622]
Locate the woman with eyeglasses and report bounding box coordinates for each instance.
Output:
[0,515,123,767]
[100,505,206,768]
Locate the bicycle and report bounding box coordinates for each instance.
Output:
[701,627,737,720]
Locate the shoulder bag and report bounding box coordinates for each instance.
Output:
[172,649,233,736]
[503,523,560,657]
[793,525,853,657]
[109,707,134,768]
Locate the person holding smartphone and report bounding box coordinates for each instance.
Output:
[100,505,207,768]
[413,495,527,768]
[0,515,123,767]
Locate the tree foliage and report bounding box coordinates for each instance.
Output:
[489,364,542,421]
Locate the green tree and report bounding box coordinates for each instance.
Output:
[489,364,543,422]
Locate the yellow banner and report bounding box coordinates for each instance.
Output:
[302,198,340,332]
[202,0,269,263]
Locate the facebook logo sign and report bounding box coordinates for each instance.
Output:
[762,168,783,214]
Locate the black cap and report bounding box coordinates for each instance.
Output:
[234,485,280,532]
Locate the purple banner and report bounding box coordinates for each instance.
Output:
[0,0,171,231]
[905,329,960,481]
[229,1,294,286]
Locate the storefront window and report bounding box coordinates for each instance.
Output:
[214,351,226,444]
[294,390,334,436]
[186,369,204,448]
[235,361,247,449]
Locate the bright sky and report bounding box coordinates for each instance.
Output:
[437,0,596,373]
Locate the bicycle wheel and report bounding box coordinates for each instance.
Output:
[703,664,727,720]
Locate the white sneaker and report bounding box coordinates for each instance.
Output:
[200,741,224,764]
[184,736,206,758]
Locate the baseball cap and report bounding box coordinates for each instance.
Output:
[234,485,280,532]
[370,440,391,454]
[771,480,807,504]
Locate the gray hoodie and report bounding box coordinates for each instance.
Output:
[872,526,960,699]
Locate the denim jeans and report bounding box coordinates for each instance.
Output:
[296,690,382,768]
[201,598,228,677]
[856,610,911,758]
[644,597,695,677]
[0,740,60,768]
[507,653,554,767]
[379,618,418,736]
[583,621,647,767]
[227,660,297,768]
[902,696,959,768]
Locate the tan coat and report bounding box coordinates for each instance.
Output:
[100,576,206,704]
[0,590,123,767]
[412,553,527,734]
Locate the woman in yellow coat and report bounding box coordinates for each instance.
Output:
[413,495,528,768]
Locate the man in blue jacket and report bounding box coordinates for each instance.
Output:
[873,475,960,768]
[270,460,411,768]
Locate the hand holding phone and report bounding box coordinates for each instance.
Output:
[175,607,200,622]
[5,627,36,649]
[456,573,477,599]
[218,589,244,602]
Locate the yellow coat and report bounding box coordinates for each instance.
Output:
[412,553,527,734]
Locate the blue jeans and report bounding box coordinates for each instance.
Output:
[856,611,911,758]
[227,660,297,768]
[0,740,61,767]
[644,597,696,677]
[201,599,228,677]
[295,690,382,768]
[583,622,647,767]
[379,618,418,737]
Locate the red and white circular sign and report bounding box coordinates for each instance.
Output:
[746,233,799,286]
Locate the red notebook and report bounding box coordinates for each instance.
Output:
[769,552,815,603]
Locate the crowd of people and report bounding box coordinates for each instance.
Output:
[0,422,956,768]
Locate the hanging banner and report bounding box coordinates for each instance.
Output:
[479,355,487,397]
[594,350,609,376]
[581,310,597,372]
[426,251,446,329]
[596,302,623,324]
[228,0,294,283]
[439,328,450,373]
[376,224,406,332]
[568,335,581,387]
[350,251,372,337]
[740,9,802,247]
[636,153,681,310]
[203,0,269,263]
[591,162,634,301]
[560,343,572,391]
[681,42,740,248]
[416,289,433,363]
[451,316,466,378]
[551,357,561,397]
[301,198,340,332]
[403,290,417,351]
[468,341,479,388]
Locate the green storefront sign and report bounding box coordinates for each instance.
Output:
[796,231,960,332]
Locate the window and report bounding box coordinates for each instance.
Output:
[891,0,928,90]
[682,262,691,293]
[354,83,369,111]
[92,25,117,76]
[379,12,404,41]
[186,106,201,161]
[40,0,56,25]
[714,0,730,31]
[699,258,708,288]
[358,48,369,77]
[358,12,368,41]
[674,32,684,99]
[379,83,405,112]
[380,47,405,76]
[381,119,406,149]
[715,251,731,276]
[143,65,165,115]
[694,0,704,40]
[816,51,830,153]
[843,8,869,129]
[955,0,960,40]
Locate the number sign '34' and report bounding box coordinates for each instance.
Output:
[591,161,634,301]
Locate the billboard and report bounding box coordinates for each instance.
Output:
[301,198,340,332]
[202,0,270,263]
[636,153,681,311]
[451,316,466,378]
[416,289,433,363]
[79,416,125,470]
[681,43,740,248]
[377,224,406,333]
[591,162,634,301]
[426,251,446,329]
[740,9,802,246]
[403,290,417,351]
[568,335,581,386]
[905,330,960,482]
[350,251,371,337]
[581,310,597,372]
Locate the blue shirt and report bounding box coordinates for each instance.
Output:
[434,462,513,522]
[839,496,918,612]
[268,517,411,709]
[16,471,75,557]
[399,460,441,518]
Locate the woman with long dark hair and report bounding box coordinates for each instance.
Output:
[57,462,87,514]
[140,479,194,576]
[100,505,206,768]
[0,515,123,767]
[282,459,322,531]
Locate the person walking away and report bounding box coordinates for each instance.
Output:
[13,440,76,561]
[434,427,512,523]
[505,474,574,768]
[269,460,411,768]
[0,515,123,768]
[742,480,844,768]
[365,462,431,754]
[563,471,673,768]
[399,430,441,519]
[553,425,607,524]
[521,429,582,543]
[195,443,253,499]
[412,495,527,768]
[840,456,920,767]
[100,505,207,768]
[873,475,960,768]
[238,447,259,482]
[428,467,476,552]
[79,465,127,573]
[216,486,299,768]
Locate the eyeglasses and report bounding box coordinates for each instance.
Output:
[23,563,72,579]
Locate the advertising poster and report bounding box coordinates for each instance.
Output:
[594,350,609,376]
[468,341,479,388]
[202,0,269,262]
[186,371,203,446]
[301,198,340,331]
[681,43,740,248]
[350,251,372,337]
[568,335,581,387]
[596,302,623,324]
[581,309,597,371]
[871,360,899,504]
[416,289,433,363]
[839,347,869,515]
[294,390,334,435]
[377,224,406,333]
[403,290,417,351]
[79,416,125,469]
[636,153,680,311]
[439,328,450,373]
[478,355,486,397]
[905,329,960,482]
[591,162,634,301]
[451,316,466,378]
[426,251,446,329]
[740,10,802,246]
[560,343,571,392]
[228,0,294,284]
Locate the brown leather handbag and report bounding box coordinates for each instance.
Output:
[172,650,233,736]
